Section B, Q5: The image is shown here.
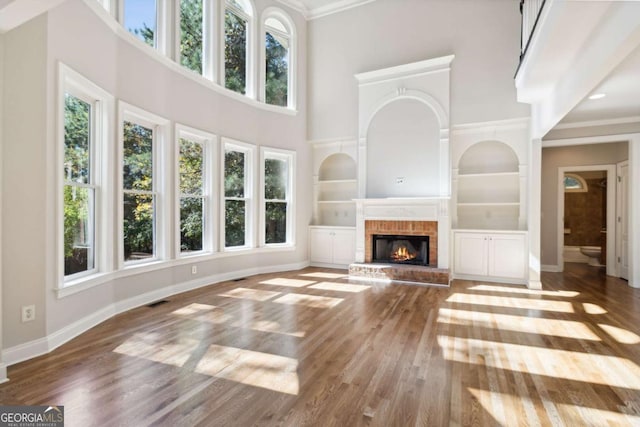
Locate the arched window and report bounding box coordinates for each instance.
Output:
[564,173,588,192]
[262,12,294,108]
[224,0,254,95]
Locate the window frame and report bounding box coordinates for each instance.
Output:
[564,173,588,193]
[221,0,255,98]
[260,8,296,110]
[118,102,170,268]
[119,0,171,56]
[58,63,114,287]
[260,147,295,247]
[221,138,256,251]
[176,124,217,257]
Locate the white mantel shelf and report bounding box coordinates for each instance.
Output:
[354,197,450,269]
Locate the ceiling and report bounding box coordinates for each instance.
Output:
[559,43,640,126]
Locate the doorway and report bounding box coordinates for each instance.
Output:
[557,165,618,277]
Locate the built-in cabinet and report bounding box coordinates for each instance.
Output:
[309,140,358,267]
[451,121,530,284]
[309,226,356,267]
[453,231,527,282]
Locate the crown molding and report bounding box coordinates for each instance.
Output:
[277,0,377,20]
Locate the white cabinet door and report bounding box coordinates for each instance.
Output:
[332,229,355,265]
[454,232,488,276]
[310,229,334,264]
[488,234,526,279]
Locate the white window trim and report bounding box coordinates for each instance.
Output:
[119,0,172,56]
[221,0,256,98]
[58,63,115,288]
[260,146,295,247]
[259,7,296,110]
[118,102,171,269]
[176,124,217,257]
[221,138,256,251]
[564,173,589,193]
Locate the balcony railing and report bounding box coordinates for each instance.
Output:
[517,0,546,74]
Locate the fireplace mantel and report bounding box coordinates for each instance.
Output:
[354,198,450,269]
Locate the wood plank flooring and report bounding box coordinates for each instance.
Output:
[1,263,640,426]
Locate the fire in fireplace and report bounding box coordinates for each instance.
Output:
[372,234,429,266]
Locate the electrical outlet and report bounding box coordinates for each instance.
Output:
[191,265,197,275]
[396,177,405,185]
[22,305,35,322]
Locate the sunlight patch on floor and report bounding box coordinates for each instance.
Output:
[438,336,640,388]
[172,303,233,324]
[259,278,317,288]
[598,324,640,344]
[195,344,299,395]
[114,334,201,367]
[232,319,305,338]
[437,308,601,341]
[218,287,281,302]
[273,293,343,309]
[308,282,371,293]
[583,302,607,314]
[446,293,574,313]
[299,272,348,279]
[468,284,579,298]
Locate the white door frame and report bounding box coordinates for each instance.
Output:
[557,164,617,276]
[617,160,629,280]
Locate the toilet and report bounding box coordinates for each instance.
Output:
[580,246,603,267]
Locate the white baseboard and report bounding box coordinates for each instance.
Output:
[2,260,309,367]
[0,363,7,384]
[541,264,562,272]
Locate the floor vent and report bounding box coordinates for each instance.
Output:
[147,299,169,308]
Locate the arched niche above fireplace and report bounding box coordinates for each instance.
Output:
[355,55,453,199]
[366,99,440,198]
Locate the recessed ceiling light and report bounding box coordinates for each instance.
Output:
[588,93,606,100]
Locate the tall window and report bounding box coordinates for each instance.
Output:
[124,0,157,47]
[264,16,290,107]
[63,94,96,277]
[122,119,156,262]
[60,64,112,283]
[179,0,204,74]
[224,141,253,248]
[224,0,252,94]
[178,130,209,254]
[261,148,294,245]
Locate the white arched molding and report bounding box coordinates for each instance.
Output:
[355,55,453,198]
[259,7,297,110]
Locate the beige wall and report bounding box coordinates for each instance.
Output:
[541,142,628,267]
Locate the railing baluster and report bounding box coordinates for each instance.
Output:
[516,0,546,76]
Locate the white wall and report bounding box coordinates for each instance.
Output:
[366,99,440,197]
[307,0,529,141]
[1,0,310,354]
[541,142,628,267]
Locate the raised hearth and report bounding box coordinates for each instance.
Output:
[349,263,450,286]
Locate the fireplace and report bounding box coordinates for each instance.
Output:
[372,234,429,266]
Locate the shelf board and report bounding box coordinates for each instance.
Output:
[457,202,519,207]
[317,179,357,185]
[457,171,519,178]
[317,200,356,204]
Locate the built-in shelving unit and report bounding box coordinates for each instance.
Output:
[455,140,523,231]
[313,148,358,227]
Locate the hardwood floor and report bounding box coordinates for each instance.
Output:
[1,263,640,426]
